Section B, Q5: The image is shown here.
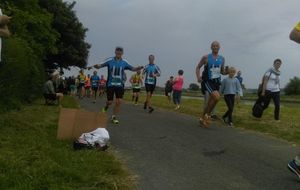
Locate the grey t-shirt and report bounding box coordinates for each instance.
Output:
[43,80,55,94]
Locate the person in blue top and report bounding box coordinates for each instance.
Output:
[91,47,143,124]
[143,54,161,113]
[196,41,228,127]
[90,71,100,103]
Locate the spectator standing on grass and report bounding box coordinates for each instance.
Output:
[287,22,300,179]
[165,76,174,102]
[220,67,242,127]
[172,70,184,110]
[261,59,282,121]
[235,70,244,104]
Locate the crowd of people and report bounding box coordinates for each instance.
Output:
[42,22,300,180]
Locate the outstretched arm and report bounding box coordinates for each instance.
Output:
[195,55,207,83]
[131,66,144,72]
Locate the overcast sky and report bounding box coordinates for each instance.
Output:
[64,0,299,88]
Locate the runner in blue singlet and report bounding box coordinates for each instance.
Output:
[143,54,161,113]
[91,47,143,124]
[196,41,228,127]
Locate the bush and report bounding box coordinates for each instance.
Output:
[284,77,300,95]
[0,37,44,112]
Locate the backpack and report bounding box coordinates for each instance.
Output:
[257,72,272,97]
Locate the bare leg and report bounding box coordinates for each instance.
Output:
[113,98,121,116]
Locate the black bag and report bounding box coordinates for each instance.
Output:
[252,97,266,118]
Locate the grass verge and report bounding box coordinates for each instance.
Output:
[0,96,134,190]
[124,93,300,144]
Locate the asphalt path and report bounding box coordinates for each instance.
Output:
[79,97,300,190]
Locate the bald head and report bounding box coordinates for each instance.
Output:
[211,41,220,54]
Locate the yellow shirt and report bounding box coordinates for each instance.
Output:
[295,22,300,31]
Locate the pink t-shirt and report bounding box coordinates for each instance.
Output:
[173,76,184,91]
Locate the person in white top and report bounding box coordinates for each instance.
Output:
[261,58,282,121]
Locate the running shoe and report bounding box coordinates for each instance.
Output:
[201,114,211,128]
[111,117,119,124]
[288,159,300,179]
[228,122,233,127]
[148,107,154,113]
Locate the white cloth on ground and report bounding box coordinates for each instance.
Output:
[78,128,110,147]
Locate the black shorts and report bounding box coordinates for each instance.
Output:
[92,86,98,91]
[132,88,141,93]
[107,86,124,101]
[203,79,221,94]
[145,84,156,94]
[44,93,56,100]
[165,90,172,96]
[78,83,85,88]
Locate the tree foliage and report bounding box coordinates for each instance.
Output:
[0,0,89,111]
[39,0,91,69]
[189,83,200,91]
[284,77,300,95]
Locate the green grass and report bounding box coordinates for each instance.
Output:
[124,93,300,144]
[0,97,134,190]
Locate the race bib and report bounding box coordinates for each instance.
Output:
[147,77,155,84]
[111,77,122,86]
[210,66,221,79]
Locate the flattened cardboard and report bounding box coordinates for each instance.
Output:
[57,108,107,140]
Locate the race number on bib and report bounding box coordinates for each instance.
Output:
[210,66,221,79]
[111,77,122,86]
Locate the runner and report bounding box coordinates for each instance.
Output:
[91,71,100,103]
[78,70,86,98]
[130,70,143,105]
[143,54,161,113]
[85,74,91,98]
[165,76,174,102]
[287,22,300,179]
[195,41,228,127]
[98,75,107,97]
[91,47,143,124]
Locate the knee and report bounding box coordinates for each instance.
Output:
[211,91,220,101]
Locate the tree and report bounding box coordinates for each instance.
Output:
[39,0,91,69]
[189,83,200,91]
[285,77,300,95]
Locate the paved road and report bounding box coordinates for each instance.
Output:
[79,97,300,190]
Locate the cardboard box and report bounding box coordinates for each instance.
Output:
[57,108,107,140]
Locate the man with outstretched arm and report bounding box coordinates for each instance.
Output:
[90,47,143,124]
[195,41,228,127]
